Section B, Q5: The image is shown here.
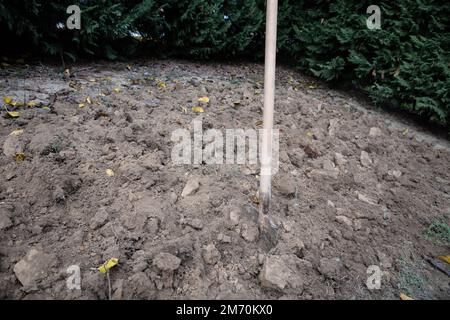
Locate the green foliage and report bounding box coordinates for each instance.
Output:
[161,0,264,58]
[287,0,450,125]
[0,0,164,59]
[0,0,449,125]
[424,218,450,246]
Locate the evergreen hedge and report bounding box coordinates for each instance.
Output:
[1,0,449,125]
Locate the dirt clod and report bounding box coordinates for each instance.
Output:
[0,61,448,299]
[13,249,56,289]
[318,257,343,280]
[259,255,305,292]
[202,244,221,265]
[181,177,200,197]
[153,252,181,272]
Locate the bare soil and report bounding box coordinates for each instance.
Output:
[0,60,449,300]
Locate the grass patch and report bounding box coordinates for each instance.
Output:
[424,218,450,246]
[398,259,427,298]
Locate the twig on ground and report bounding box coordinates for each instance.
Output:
[106,270,112,300]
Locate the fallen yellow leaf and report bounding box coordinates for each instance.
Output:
[86,96,92,104]
[106,168,115,177]
[10,129,23,136]
[98,258,119,273]
[438,255,450,264]
[113,88,121,93]
[157,81,166,88]
[78,103,85,108]
[27,101,37,107]
[399,293,414,300]
[250,194,260,205]
[14,152,25,162]
[6,111,20,118]
[192,106,204,113]
[11,101,24,107]
[3,96,12,104]
[198,96,209,103]
[42,106,50,111]
[180,106,188,114]
[402,128,409,136]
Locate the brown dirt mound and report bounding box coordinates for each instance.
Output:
[0,60,449,299]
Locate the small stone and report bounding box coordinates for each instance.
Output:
[318,257,343,279]
[181,177,200,197]
[153,252,181,272]
[389,170,402,179]
[241,223,259,242]
[323,160,340,177]
[335,215,353,228]
[90,208,109,229]
[360,151,372,167]
[217,233,231,243]
[260,256,290,290]
[283,221,293,232]
[357,192,377,205]
[369,127,382,137]
[229,209,240,225]
[202,244,221,265]
[259,255,304,291]
[14,249,56,288]
[334,152,347,167]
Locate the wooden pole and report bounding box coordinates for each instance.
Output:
[259,0,278,241]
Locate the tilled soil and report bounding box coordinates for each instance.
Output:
[0,60,449,300]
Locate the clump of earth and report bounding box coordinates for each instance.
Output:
[0,60,449,299]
